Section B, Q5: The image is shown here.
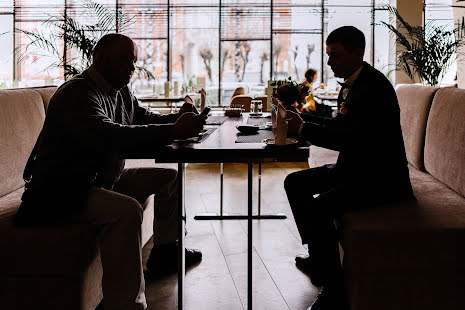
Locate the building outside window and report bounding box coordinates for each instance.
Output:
[0,0,456,104]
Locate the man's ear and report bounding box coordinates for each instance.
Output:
[354,47,364,59]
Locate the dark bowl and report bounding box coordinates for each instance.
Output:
[236,125,259,135]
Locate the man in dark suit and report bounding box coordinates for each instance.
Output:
[286,26,413,309]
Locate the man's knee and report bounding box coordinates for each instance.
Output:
[165,168,178,183]
[284,171,300,192]
[112,194,143,225]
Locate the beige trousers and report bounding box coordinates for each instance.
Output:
[80,167,178,310]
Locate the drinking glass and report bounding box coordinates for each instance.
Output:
[256,101,263,114]
[250,99,261,114]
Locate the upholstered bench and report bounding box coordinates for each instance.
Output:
[0,86,155,309]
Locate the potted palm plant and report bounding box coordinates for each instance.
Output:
[379,5,465,86]
[16,0,153,81]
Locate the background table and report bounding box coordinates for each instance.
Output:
[139,94,200,112]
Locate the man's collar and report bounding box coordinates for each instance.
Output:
[87,65,116,95]
[343,64,363,87]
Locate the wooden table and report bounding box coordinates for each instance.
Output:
[154,114,309,309]
[314,92,338,109]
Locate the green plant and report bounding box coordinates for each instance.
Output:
[16,0,153,81]
[379,5,465,86]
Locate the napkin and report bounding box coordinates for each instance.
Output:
[272,103,288,145]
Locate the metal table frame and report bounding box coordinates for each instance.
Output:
[193,162,287,220]
[152,115,309,309]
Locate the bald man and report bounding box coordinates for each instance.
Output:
[15,33,205,310]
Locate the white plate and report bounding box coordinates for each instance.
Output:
[263,138,298,146]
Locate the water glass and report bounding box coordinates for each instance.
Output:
[250,99,261,114]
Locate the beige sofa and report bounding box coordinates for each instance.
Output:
[337,85,465,310]
[0,86,155,309]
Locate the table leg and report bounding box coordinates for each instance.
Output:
[248,162,253,310]
[178,163,185,310]
[220,163,224,216]
[194,163,287,220]
[258,163,261,216]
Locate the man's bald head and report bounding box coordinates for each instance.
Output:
[92,33,138,89]
[93,33,135,62]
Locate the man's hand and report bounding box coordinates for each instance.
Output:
[173,112,207,139]
[286,110,304,137]
[178,96,199,115]
[199,89,206,111]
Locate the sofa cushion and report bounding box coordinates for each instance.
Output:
[0,186,152,276]
[0,219,100,276]
[0,255,103,310]
[0,88,46,197]
[424,87,465,197]
[343,165,465,274]
[0,190,100,276]
[32,86,57,111]
[0,187,23,219]
[396,85,438,170]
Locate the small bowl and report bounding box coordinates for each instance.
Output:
[236,125,259,134]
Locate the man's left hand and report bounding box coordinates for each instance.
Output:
[178,98,199,115]
[173,112,207,139]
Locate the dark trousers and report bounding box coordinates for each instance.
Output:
[284,164,368,286]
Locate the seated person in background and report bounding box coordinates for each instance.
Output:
[299,68,324,113]
[15,33,206,310]
[285,26,414,309]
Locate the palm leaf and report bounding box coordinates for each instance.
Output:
[378,5,465,86]
[15,0,149,81]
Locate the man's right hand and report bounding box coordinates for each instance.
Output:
[286,110,304,137]
[173,112,207,139]
[199,89,206,111]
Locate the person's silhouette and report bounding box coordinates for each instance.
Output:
[285,26,413,309]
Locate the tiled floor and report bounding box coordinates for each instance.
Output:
[138,162,321,310]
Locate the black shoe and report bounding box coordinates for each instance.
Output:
[145,243,202,277]
[295,254,325,287]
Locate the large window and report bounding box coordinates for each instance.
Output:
[0,1,453,103]
[424,0,455,85]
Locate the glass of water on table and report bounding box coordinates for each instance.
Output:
[250,99,262,115]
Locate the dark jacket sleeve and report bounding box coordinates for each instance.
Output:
[300,114,347,151]
[300,113,334,126]
[52,82,174,154]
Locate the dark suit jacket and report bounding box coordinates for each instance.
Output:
[300,62,413,202]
